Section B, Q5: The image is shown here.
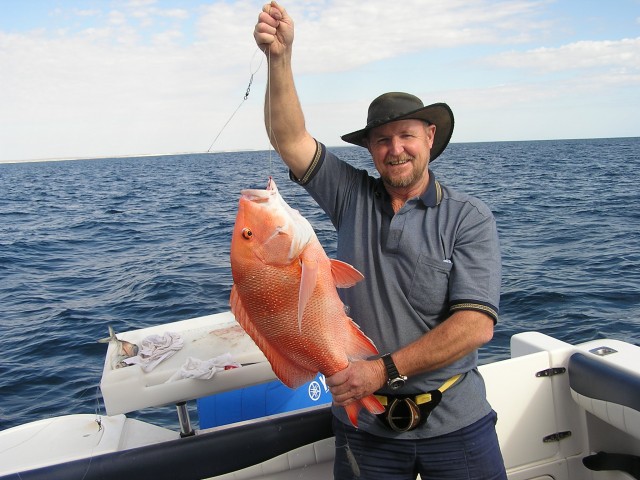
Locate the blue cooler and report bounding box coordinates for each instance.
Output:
[197,373,331,428]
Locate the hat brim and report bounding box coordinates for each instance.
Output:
[340,102,454,162]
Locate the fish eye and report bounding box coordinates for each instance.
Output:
[242,228,253,239]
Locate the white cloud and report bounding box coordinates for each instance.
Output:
[107,10,128,27]
[487,37,640,74]
[126,0,157,7]
[287,0,552,74]
[158,8,189,20]
[0,0,259,161]
[123,1,189,27]
[0,0,638,161]
[75,9,102,17]
[152,28,184,45]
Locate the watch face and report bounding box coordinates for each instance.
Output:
[389,378,405,390]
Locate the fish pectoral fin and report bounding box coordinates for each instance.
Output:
[298,258,319,331]
[330,259,364,288]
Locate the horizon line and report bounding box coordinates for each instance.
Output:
[1,135,637,165]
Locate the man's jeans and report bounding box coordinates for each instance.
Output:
[333,411,507,480]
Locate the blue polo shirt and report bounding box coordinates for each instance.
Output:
[292,142,502,438]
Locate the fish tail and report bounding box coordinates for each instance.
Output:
[361,394,385,415]
[344,403,361,427]
[97,325,117,344]
[344,395,385,427]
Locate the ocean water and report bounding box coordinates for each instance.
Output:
[1,138,639,432]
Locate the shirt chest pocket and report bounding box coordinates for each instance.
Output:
[408,254,453,319]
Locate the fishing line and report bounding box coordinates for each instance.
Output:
[206,49,264,153]
[267,47,273,175]
[253,45,278,178]
[206,46,281,181]
[266,46,280,177]
[75,387,104,480]
[93,384,105,423]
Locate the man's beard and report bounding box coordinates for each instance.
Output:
[380,155,423,188]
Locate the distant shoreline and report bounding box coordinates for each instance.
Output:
[0,149,265,165]
[1,136,638,165]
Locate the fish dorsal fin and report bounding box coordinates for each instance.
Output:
[330,259,364,288]
[298,258,318,331]
[345,319,379,359]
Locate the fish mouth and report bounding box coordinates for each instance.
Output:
[240,177,279,202]
[240,190,272,202]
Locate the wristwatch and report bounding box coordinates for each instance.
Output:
[381,354,407,390]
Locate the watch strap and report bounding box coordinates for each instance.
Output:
[382,353,401,380]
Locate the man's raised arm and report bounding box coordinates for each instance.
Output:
[254,1,317,180]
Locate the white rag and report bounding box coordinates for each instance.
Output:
[123,332,184,372]
[165,353,241,383]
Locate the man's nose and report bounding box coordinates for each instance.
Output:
[389,137,404,155]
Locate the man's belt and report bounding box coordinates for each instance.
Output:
[375,374,462,433]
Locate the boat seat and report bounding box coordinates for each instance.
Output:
[569,352,640,440]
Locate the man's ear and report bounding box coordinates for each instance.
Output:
[426,123,436,149]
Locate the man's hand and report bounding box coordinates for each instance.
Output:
[326,359,386,407]
[254,1,294,58]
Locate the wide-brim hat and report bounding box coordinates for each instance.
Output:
[341,92,454,162]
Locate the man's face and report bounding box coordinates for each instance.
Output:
[367,119,436,190]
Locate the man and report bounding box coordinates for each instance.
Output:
[254,2,506,479]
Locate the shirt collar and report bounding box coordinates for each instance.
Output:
[420,169,442,207]
[374,169,443,208]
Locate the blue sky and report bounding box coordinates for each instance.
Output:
[0,0,638,161]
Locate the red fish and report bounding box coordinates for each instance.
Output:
[229,178,384,426]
